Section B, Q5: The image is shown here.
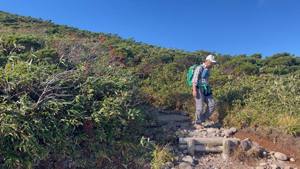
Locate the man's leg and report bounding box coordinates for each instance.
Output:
[203,94,215,121]
[195,87,204,124]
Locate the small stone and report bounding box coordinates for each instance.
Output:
[182,155,193,163]
[256,167,265,169]
[263,151,268,157]
[274,152,288,161]
[165,162,174,168]
[178,162,193,169]
[229,127,237,133]
[270,155,276,160]
[290,158,295,162]
[270,164,279,169]
[196,125,203,130]
[165,164,172,169]
[284,166,292,169]
[207,128,216,133]
[260,163,268,166]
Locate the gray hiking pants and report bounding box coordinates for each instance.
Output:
[195,86,215,123]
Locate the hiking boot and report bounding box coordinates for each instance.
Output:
[194,124,203,130]
[192,120,202,125]
[193,121,203,129]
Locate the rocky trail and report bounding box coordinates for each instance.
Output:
[148,108,299,169]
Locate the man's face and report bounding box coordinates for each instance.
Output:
[205,60,214,68]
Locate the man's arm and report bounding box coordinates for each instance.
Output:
[192,66,201,98]
[192,84,197,98]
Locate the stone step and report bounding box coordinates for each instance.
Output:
[179,144,236,152]
[179,138,234,160]
[179,137,240,146]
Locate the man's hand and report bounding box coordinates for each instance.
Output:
[193,90,197,98]
[192,84,197,98]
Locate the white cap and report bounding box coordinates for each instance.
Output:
[206,55,216,63]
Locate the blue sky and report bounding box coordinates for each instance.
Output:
[1,0,300,57]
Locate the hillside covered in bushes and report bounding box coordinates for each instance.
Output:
[0,11,299,168]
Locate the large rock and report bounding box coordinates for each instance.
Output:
[224,129,233,136]
[241,138,253,151]
[178,162,193,169]
[230,127,237,133]
[274,152,288,161]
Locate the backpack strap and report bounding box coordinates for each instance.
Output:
[198,65,204,79]
[197,83,211,94]
[197,65,211,94]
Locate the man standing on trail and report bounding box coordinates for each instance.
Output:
[192,55,216,125]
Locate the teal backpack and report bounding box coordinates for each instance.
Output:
[187,65,203,86]
[187,65,211,95]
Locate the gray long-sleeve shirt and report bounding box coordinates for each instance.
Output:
[192,63,210,86]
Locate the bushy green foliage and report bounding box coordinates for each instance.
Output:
[0,31,151,168]
[218,74,300,135]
